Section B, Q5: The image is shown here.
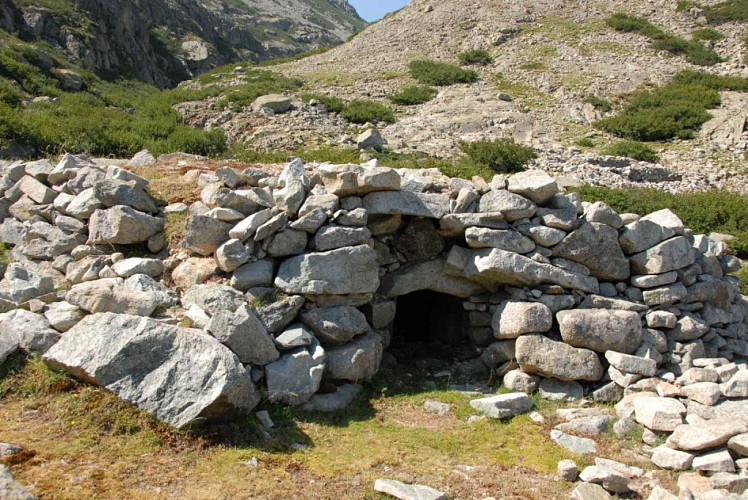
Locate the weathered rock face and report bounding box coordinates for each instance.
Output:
[516,334,604,381]
[557,310,643,354]
[88,206,163,245]
[553,222,630,281]
[3,0,365,89]
[43,313,260,428]
[275,245,380,296]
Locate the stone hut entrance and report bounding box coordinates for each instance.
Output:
[393,291,466,345]
[390,290,471,361]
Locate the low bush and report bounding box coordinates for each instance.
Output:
[409,59,479,86]
[605,13,721,66]
[583,94,612,112]
[734,267,748,295]
[389,85,437,105]
[605,13,664,38]
[594,70,743,141]
[691,28,725,41]
[650,35,722,66]
[458,138,537,174]
[301,93,345,113]
[702,0,748,24]
[576,185,748,258]
[340,99,395,124]
[574,138,595,148]
[458,49,494,66]
[603,140,659,162]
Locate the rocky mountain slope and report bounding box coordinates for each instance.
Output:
[0,0,365,87]
[172,0,747,192]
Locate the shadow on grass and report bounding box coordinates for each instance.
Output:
[0,339,495,458]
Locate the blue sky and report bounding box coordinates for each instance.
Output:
[349,0,411,22]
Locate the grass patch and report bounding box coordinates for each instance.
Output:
[603,140,659,162]
[578,41,631,57]
[304,71,357,87]
[733,266,748,295]
[301,93,346,113]
[258,45,335,66]
[458,49,494,66]
[583,94,612,113]
[596,70,748,141]
[493,73,552,109]
[213,71,303,108]
[230,144,497,180]
[576,186,748,258]
[409,60,479,86]
[691,28,725,41]
[458,138,537,174]
[522,16,604,43]
[701,0,748,24]
[605,13,722,66]
[0,354,581,497]
[389,85,437,105]
[518,61,546,71]
[340,99,395,124]
[574,138,595,148]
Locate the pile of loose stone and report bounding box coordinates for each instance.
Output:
[0,152,747,499]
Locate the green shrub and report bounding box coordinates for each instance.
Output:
[389,85,437,105]
[594,71,742,141]
[596,70,748,141]
[301,93,345,113]
[605,13,664,38]
[702,0,748,24]
[576,186,748,258]
[340,99,395,124]
[409,60,479,86]
[603,140,659,162]
[605,13,721,66]
[458,49,494,66]
[211,70,302,108]
[651,35,722,66]
[156,126,227,157]
[574,138,595,148]
[676,0,696,11]
[671,69,748,91]
[583,94,612,112]
[734,267,748,295]
[691,28,725,41]
[458,138,537,174]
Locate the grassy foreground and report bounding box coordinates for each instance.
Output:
[0,351,658,499]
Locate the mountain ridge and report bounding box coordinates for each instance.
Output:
[1,0,366,88]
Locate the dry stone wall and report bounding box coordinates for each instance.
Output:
[0,153,746,431]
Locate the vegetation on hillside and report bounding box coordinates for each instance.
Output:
[602,140,660,163]
[0,31,319,158]
[595,70,748,141]
[678,0,748,24]
[409,60,479,86]
[340,99,396,124]
[605,13,722,66]
[458,138,537,174]
[389,85,438,105]
[577,185,748,258]
[458,49,494,66]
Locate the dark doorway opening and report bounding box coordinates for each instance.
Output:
[391,290,470,360]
